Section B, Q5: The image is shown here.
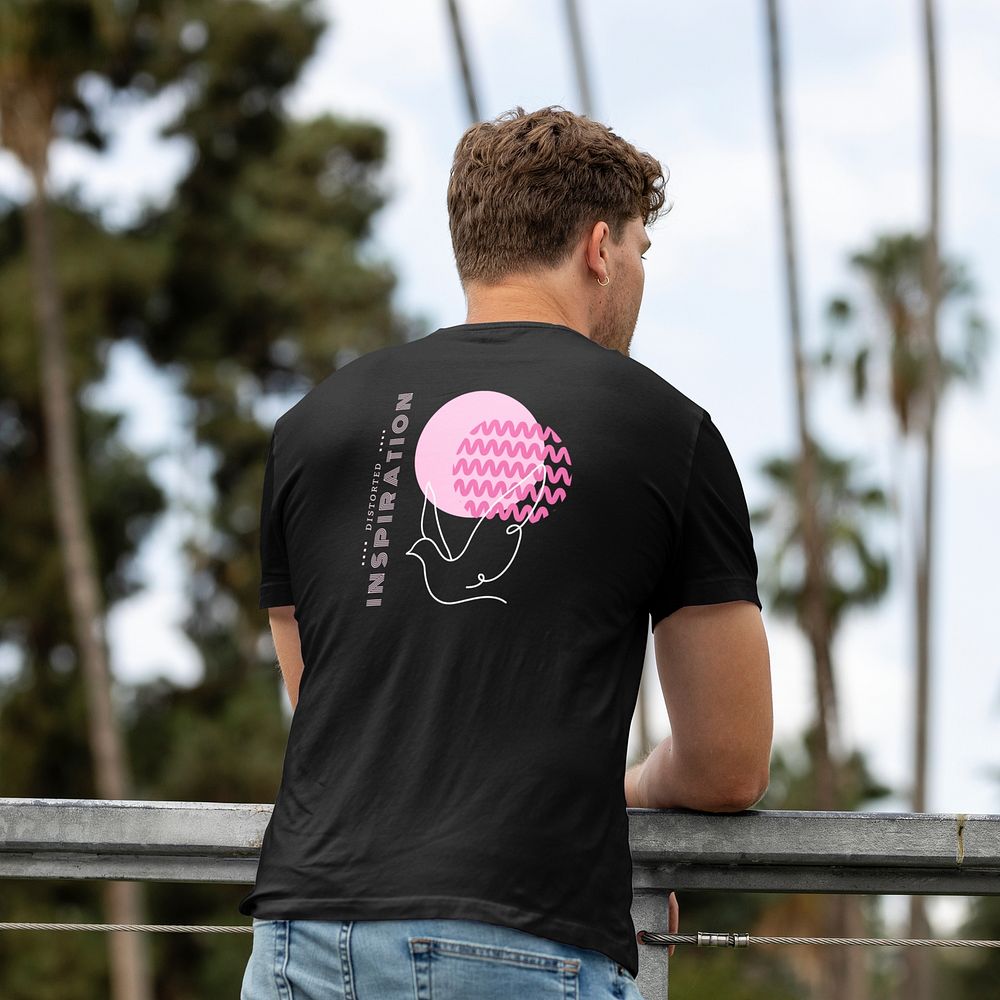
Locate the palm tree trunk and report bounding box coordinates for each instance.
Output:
[443,0,480,124]
[903,427,935,994]
[913,0,941,824]
[562,0,594,117]
[763,0,841,804]
[806,630,837,810]
[23,152,154,1000]
[904,2,942,998]
[764,3,864,996]
[813,635,868,1000]
[843,894,870,1000]
[808,628,843,806]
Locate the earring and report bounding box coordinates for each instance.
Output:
[597,274,610,286]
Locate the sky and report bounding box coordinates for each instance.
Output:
[2,0,998,930]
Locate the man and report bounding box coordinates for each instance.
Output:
[239,105,773,1000]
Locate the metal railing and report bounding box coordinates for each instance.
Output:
[1,798,998,1000]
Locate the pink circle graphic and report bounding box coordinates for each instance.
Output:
[412,390,572,523]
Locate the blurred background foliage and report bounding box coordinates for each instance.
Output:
[0,1,994,998]
[0,1,416,996]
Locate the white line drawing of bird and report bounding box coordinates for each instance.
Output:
[404,464,549,606]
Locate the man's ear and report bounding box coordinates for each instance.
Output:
[586,222,611,281]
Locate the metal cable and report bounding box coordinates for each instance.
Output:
[0,922,252,933]
[638,931,1000,949]
[1,923,998,949]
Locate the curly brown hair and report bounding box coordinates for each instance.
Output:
[446,105,669,286]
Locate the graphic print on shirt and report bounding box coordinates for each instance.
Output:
[405,390,572,606]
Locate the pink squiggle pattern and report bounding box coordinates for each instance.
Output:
[453,481,569,505]
[463,499,552,523]
[452,460,572,488]
[451,457,545,479]
[454,478,540,499]
[457,417,572,521]
[526,484,568,504]
[468,419,563,443]
[544,466,572,485]
[456,437,573,465]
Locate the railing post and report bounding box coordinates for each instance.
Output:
[632,889,669,1000]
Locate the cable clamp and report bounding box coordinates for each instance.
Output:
[697,932,750,948]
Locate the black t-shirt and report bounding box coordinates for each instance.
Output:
[237,320,761,977]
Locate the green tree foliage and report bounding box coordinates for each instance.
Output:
[123,0,420,652]
[821,232,990,432]
[0,198,167,1000]
[750,443,891,638]
[668,949,804,1000]
[114,0,423,992]
[1,1,420,996]
[749,433,892,817]
[940,895,1000,997]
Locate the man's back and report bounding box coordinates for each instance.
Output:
[237,319,763,979]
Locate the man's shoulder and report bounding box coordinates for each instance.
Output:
[272,335,706,436]
[608,351,707,428]
[273,338,414,430]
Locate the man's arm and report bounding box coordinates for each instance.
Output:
[626,600,773,812]
[267,605,305,710]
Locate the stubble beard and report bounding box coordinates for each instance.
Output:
[590,283,638,358]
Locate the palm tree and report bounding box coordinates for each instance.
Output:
[822,229,989,999]
[751,444,892,640]
[822,236,987,432]
[750,440,892,1000]
[750,441,893,797]
[0,6,158,998]
[911,5,942,994]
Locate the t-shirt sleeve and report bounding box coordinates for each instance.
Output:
[648,410,762,628]
[258,428,295,609]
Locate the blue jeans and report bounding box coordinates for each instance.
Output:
[240,917,645,999]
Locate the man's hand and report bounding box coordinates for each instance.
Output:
[624,736,673,809]
[667,891,679,957]
[635,893,680,958]
[624,763,645,808]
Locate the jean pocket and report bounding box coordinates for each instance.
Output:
[409,935,580,1000]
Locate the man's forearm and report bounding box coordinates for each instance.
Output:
[625,734,764,812]
[634,734,691,808]
[269,608,305,710]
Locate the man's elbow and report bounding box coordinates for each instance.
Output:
[732,773,770,811]
[700,770,770,813]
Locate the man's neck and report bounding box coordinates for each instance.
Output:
[463,283,591,339]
